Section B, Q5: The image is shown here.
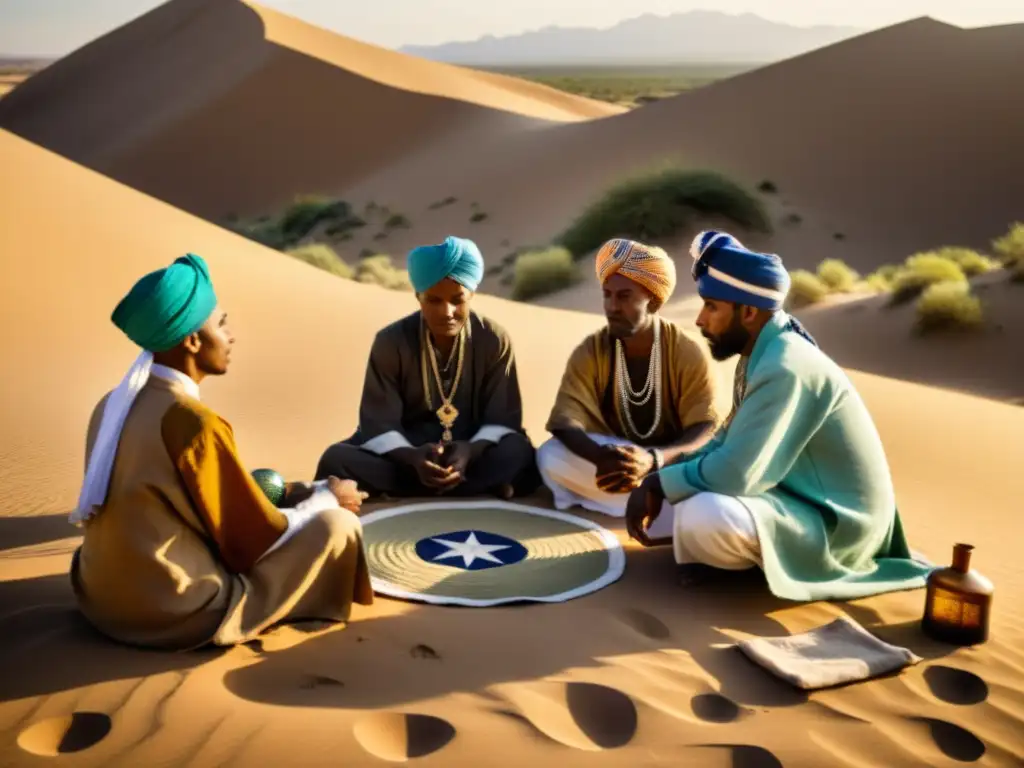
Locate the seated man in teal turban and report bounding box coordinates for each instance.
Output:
[70,253,373,651]
[624,231,933,601]
[315,236,540,499]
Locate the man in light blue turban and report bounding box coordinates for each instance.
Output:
[316,235,540,500]
[622,230,933,602]
[70,253,374,651]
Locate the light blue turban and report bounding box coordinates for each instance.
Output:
[690,230,791,311]
[690,230,817,347]
[407,236,484,293]
[111,253,218,352]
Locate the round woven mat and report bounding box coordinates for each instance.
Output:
[359,500,625,606]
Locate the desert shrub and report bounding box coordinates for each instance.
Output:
[786,270,828,308]
[283,244,353,279]
[470,211,488,223]
[280,196,352,242]
[511,246,581,300]
[932,246,998,277]
[428,196,458,210]
[864,264,899,293]
[992,222,1024,266]
[889,252,966,304]
[233,196,359,249]
[384,213,410,229]
[914,282,983,333]
[865,272,892,293]
[557,167,771,258]
[816,258,859,292]
[757,180,777,193]
[355,254,412,291]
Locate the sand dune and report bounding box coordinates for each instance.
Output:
[790,274,1024,404]
[3,127,1024,767]
[4,6,1021,293]
[0,0,620,221]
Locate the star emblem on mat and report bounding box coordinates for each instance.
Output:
[414,529,529,571]
[429,531,510,568]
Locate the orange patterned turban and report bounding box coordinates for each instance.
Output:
[595,238,677,304]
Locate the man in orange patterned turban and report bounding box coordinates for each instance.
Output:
[537,238,722,533]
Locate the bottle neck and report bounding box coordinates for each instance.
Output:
[952,544,973,573]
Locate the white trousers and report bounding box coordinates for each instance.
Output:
[537,435,762,570]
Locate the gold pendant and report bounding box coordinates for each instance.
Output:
[437,402,458,443]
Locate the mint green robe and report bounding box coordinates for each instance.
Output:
[659,311,933,601]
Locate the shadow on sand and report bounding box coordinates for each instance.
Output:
[0,507,951,719]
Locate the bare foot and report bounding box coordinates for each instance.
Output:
[677,563,716,587]
[498,483,515,500]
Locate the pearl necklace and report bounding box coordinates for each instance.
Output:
[614,318,662,441]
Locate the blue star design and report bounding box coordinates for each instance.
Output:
[414,530,528,571]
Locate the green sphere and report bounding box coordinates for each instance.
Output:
[251,468,286,507]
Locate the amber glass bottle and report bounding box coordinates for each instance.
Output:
[921,543,993,645]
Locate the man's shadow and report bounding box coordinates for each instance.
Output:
[0,513,224,704]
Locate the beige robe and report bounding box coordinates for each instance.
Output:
[70,376,373,651]
[545,318,721,444]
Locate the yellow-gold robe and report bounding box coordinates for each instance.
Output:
[71,374,373,650]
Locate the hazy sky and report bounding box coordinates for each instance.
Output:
[1,0,1022,56]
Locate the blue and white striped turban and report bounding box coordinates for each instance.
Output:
[689,230,790,311]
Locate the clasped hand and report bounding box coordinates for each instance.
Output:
[594,444,655,493]
[410,441,472,491]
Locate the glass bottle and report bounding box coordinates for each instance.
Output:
[921,543,993,645]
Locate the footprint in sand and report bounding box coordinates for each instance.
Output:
[17,712,112,757]
[298,674,344,690]
[692,744,783,768]
[908,717,986,763]
[621,609,671,640]
[353,712,455,762]
[923,666,989,706]
[495,681,637,751]
[691,693,744,724]
[410,644,441,660]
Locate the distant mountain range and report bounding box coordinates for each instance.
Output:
[400,11,867,66]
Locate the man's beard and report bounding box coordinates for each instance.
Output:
[702,317,750,360]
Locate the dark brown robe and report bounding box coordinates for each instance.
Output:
[315,310,540,497]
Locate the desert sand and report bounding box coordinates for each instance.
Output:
[3,127,1024,767]
[3,1,1024,765]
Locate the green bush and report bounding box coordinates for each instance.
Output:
[232,196,360,249]
[786,270,829,308]
[557,167,771,258]
[992,222,1024,266]
[511,246,581,300]
[914,282,983,333]
[864,264,899,293]
[280,196,352,242]
[932,246,998,277]
[816,258,859,292]
[283,244,353,279]
[355,254,413,291]
[889,252,966,304]
[384,213,410,230]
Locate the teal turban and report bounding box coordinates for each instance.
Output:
[407,236,484,293]
[111,253,218,352]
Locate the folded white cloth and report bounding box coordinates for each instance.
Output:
[735,615,921,690]
[259,481,338,561]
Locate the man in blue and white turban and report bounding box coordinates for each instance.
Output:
[623,230,933,603]
[316,235,540,499]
